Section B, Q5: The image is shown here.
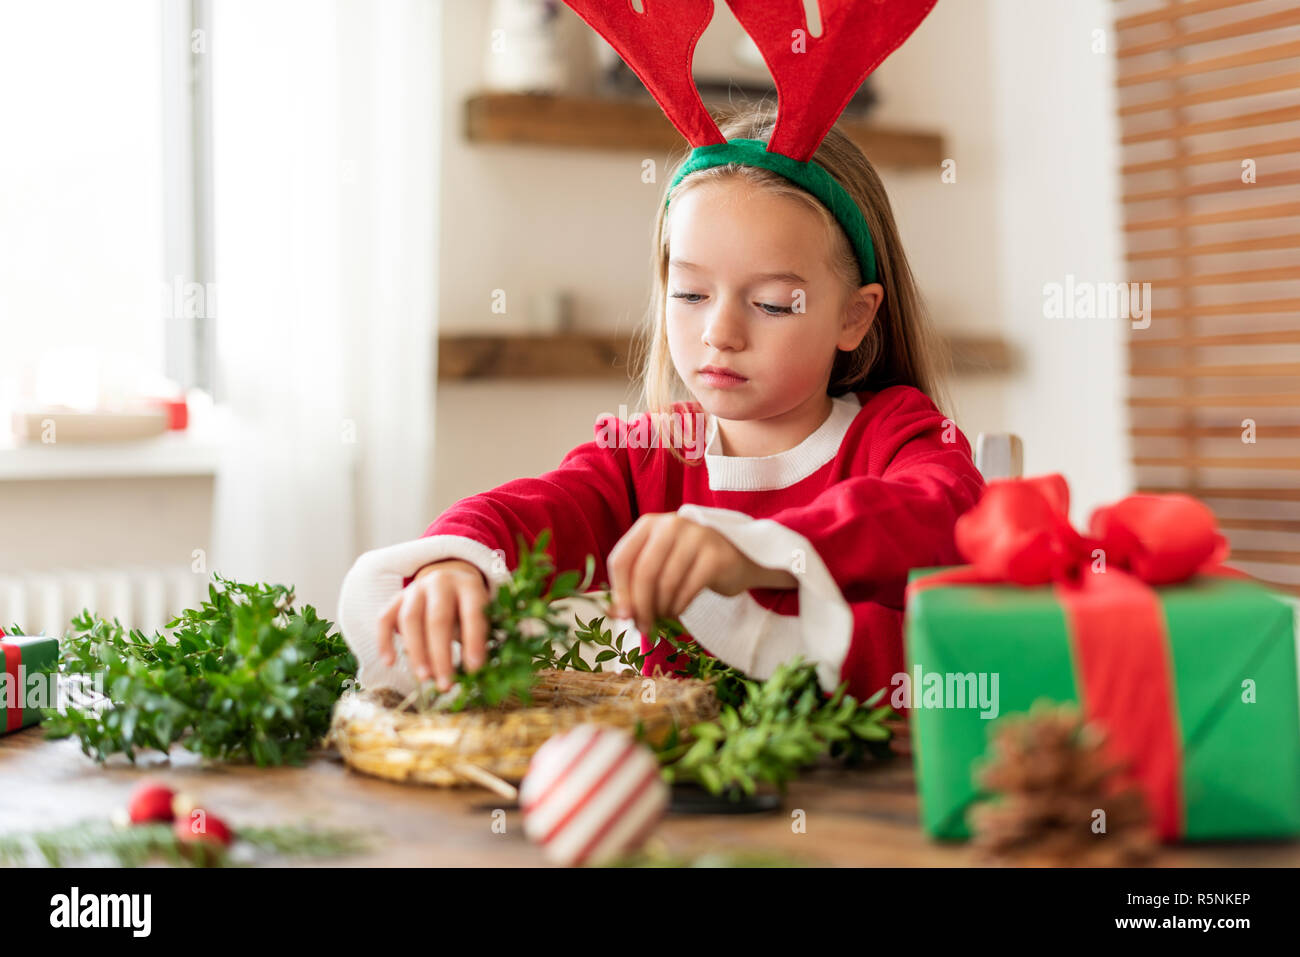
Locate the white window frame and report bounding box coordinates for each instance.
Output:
[161,0,215,397]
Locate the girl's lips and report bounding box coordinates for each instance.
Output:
[697,368,748,388]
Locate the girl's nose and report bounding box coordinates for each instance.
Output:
[701,298,746,352]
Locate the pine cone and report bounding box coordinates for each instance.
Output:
[968,701,1158,867]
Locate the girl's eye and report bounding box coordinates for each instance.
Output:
[669,291,791,314]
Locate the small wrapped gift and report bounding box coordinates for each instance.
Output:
[0,627,61,734]
[903,475,1300,842]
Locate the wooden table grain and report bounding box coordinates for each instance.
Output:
[3,726,1298,867]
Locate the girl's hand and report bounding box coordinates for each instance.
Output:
[606,513,796,636]
[376,559,490,691]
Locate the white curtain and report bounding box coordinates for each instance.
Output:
[209,0,440,613]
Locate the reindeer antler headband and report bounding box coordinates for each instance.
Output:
[560,0,939,287]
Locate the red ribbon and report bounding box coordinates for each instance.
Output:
[907,474,1236,840]
[0,626,22,733]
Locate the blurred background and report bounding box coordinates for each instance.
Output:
[1,0,1296,635]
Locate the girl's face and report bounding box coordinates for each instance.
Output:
[664,179,878,432]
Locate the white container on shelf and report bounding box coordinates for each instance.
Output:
[11,408,169,444]
[527,289,574,334]
[483,0,566,95]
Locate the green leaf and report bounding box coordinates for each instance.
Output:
[41,574,358,766]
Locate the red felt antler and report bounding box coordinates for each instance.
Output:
[725,0,938,162]
[561,0,725,148]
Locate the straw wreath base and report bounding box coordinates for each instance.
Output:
[327,669,719,797]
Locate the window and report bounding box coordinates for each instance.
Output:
[1118,0,1300,594]
[0,0,212,419]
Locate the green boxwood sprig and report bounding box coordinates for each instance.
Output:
[649,655,894,798]
[35,575,357,766]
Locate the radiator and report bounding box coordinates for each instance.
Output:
[0,565,205,638]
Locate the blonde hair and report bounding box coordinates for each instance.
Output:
[634,101,952,463]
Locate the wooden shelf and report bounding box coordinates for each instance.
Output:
[439,333,632,380]
[951,335,1015,375]
[465,91,945,169]
[438,332,1011,381]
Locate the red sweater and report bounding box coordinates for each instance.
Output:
[420,385,984,705]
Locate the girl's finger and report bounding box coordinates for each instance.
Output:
[424,580,458,691]
[457,583,489,672]
[607,517,654,617]
[669,552,714,619]
[376,589,405,666]
[397,587,431,680]
[654,534,697,624]
[629,519,676,634]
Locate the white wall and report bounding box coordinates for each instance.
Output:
[0,0,443,624]
[0,477,212,570]
[989,0,1132,521]
[1,0,1131,610]
[430,0,1130,521]
[866,0,1009,452]
[432,0,647,517]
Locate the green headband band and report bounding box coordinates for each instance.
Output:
[665,137,878,287]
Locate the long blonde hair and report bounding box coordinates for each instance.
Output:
[635,101,952,462]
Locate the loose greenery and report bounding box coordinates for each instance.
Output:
[567,601,897,798]
[567,607,649,674]
[560,546,898,799]
[650,655,894,798]
[649,621,757,709]
[31,530,897,799]
[570,612,749,705]
[35,575,357,765]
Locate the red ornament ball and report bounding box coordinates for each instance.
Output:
[174,807,233,848]
[127,781,177,824]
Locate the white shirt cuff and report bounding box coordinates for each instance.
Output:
[674,505,852,694]
[336,534,513,695]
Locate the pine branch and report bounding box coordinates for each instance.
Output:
[0,820,371,868]
[219,824,372,860]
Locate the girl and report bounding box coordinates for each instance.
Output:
[353,103,985,706]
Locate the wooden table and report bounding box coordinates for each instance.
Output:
[3,726,1298,866]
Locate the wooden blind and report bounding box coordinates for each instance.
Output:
[1116,0,1300,595]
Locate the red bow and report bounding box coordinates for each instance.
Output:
[955,474,1230,587]
[910,474,1239,841]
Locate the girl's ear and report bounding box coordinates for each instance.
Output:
[838,283,883,351]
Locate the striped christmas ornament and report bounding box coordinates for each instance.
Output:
[519,724,668,866]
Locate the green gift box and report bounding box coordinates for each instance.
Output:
[903,568,1300,842]
[0,631,61,734]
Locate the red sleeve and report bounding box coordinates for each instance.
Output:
[419,417,643,589]
[765,388,985,608]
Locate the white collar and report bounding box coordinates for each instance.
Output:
[703,393,862,492]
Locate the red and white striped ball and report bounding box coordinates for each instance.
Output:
[519,724,668,866]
